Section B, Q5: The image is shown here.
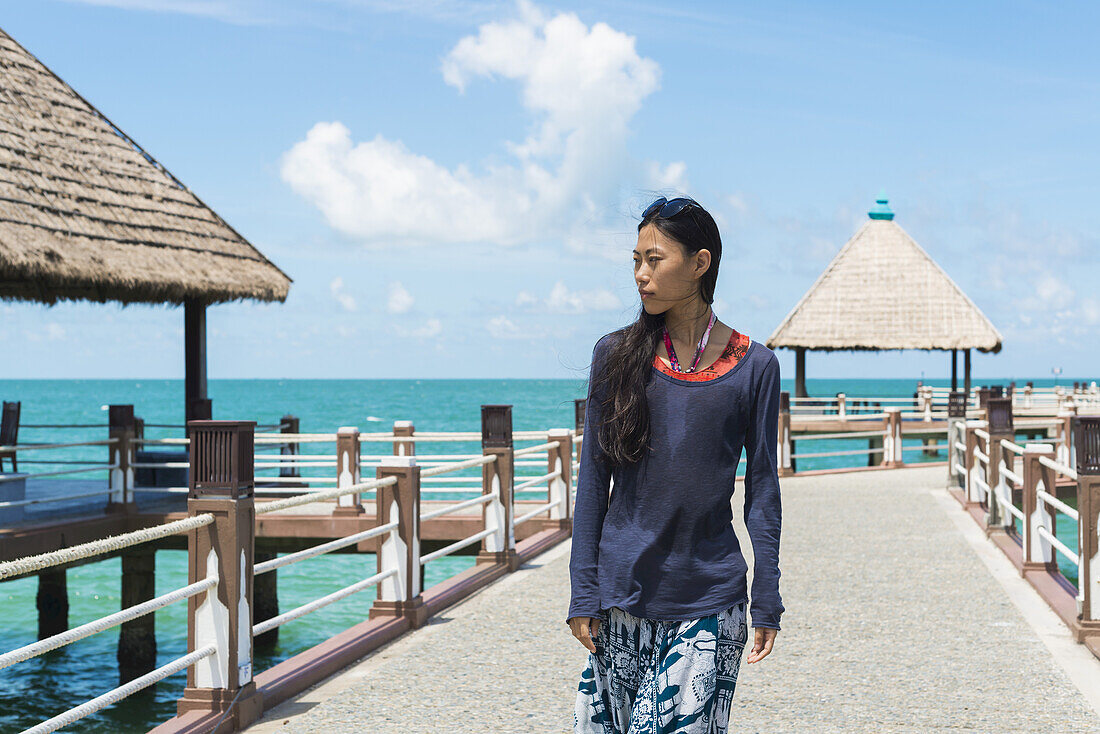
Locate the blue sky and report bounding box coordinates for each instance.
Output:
[1,0,1097,381]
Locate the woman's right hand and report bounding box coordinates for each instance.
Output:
[568,616,601,653]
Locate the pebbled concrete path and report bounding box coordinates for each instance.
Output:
[246,465,1100,733]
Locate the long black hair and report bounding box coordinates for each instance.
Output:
[589,197,724,467]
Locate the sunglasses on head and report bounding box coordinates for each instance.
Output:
[642,196,698,220]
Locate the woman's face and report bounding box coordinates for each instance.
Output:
[633,223,710,315]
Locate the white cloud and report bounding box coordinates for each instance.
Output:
[60,0,264,24]
[413,318,442,338]
[281,0,671,248]
[515,280,621,314]
[329,276,357,311]
[487,315,524,339]
[387,281,415,314]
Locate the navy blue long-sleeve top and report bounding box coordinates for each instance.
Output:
[566,332,785,629]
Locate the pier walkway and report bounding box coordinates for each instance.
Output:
[247,465,1100,733]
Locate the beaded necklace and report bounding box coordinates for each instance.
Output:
[662,309,716,373]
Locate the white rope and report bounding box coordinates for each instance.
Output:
[254,521,399,575]
[419,527,496,565]
[513,440,561,457]
[420,492,495,521]
[1037,488,1079,521]
[0,489,113,509]
[22,645,216,734]
[420,454,496,477]
[1036,525,1079,566]
[0,577,216,670]
[255,475,398,515]
[514,470,560,491]
[0,514,215,580]
[0,465,118,484]
[253,569,396,635]
[1038,454,1078,480]
[513,500,556,526]
[0,439,117,452]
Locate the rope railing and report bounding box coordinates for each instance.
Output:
[253,570,398,637]
[254,521,399,576]
[0,488,113,509]
[254,475,398,515]
[0,576,217,671]
[0,463,118,484]
[0,513,215,580]
[1038,454,1078,481]
[24,645,217,734]
[419,454,496,478]
[0,439,117,452]
[514,470,560,492]
[420,492,496,521]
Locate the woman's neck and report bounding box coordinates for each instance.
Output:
[664,299,713,347]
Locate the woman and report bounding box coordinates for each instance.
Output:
[568,196,784,734]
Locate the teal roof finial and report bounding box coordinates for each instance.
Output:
[868,192,894,220]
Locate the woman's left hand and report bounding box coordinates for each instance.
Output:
[746,627,777,664]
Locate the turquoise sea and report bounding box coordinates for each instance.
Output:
[0,377,1082,733]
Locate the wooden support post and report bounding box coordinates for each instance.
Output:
[184,299,210,426]
[36,569,67,640]
[574,399,586,434]
[477,405,518,570]
[777,391,793,476]
[334,427,364,516]
[547,428,572,531]
[1021,443,1056,573]
[794,348,807,398]
[108,405,135,511]
[369,456,427,628]
[836,393,847,421]
[985,397,1014,534]
[883,407,903,468]
[118,548,157,684]
[951,349,958,391]
[177,421,261,730]
[393,420,415,457]
[963,349,971,397]
[253,550,278,653]
[1073,416,1100,642]
[1024,382,1033,410]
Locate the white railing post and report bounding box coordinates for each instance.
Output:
[883,407,903,467]
[334,426,363,516]
[108,405,135,510]
[837,392,847,420]
[1022,443,1056,573]
[370,455,426,628]
[547,428,572,530]
[964,419,986,505]
[947,390,967,492]
[177,420,261,729]
[393,420,415,458]
[985,397,1014,533]
[477,405,517,571]
[778,391,793,476]
[1072,416,1100,640]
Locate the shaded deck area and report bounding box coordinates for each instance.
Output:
[247,465,1100,733]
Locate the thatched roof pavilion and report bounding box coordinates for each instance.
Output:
[766,197,1001,397]
[0,27,291,419]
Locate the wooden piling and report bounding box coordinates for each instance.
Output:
[118,548,157,684]
[36,569,67,640]
[1072,416,1100,643]
[253,550,279,652]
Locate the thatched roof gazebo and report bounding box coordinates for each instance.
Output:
[766,197,1001,397]
[0,27,291,419]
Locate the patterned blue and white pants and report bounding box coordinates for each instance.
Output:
[573,601,748,734]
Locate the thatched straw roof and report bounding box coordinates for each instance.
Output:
[767,199,1002,353]
[0,28,291,306]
